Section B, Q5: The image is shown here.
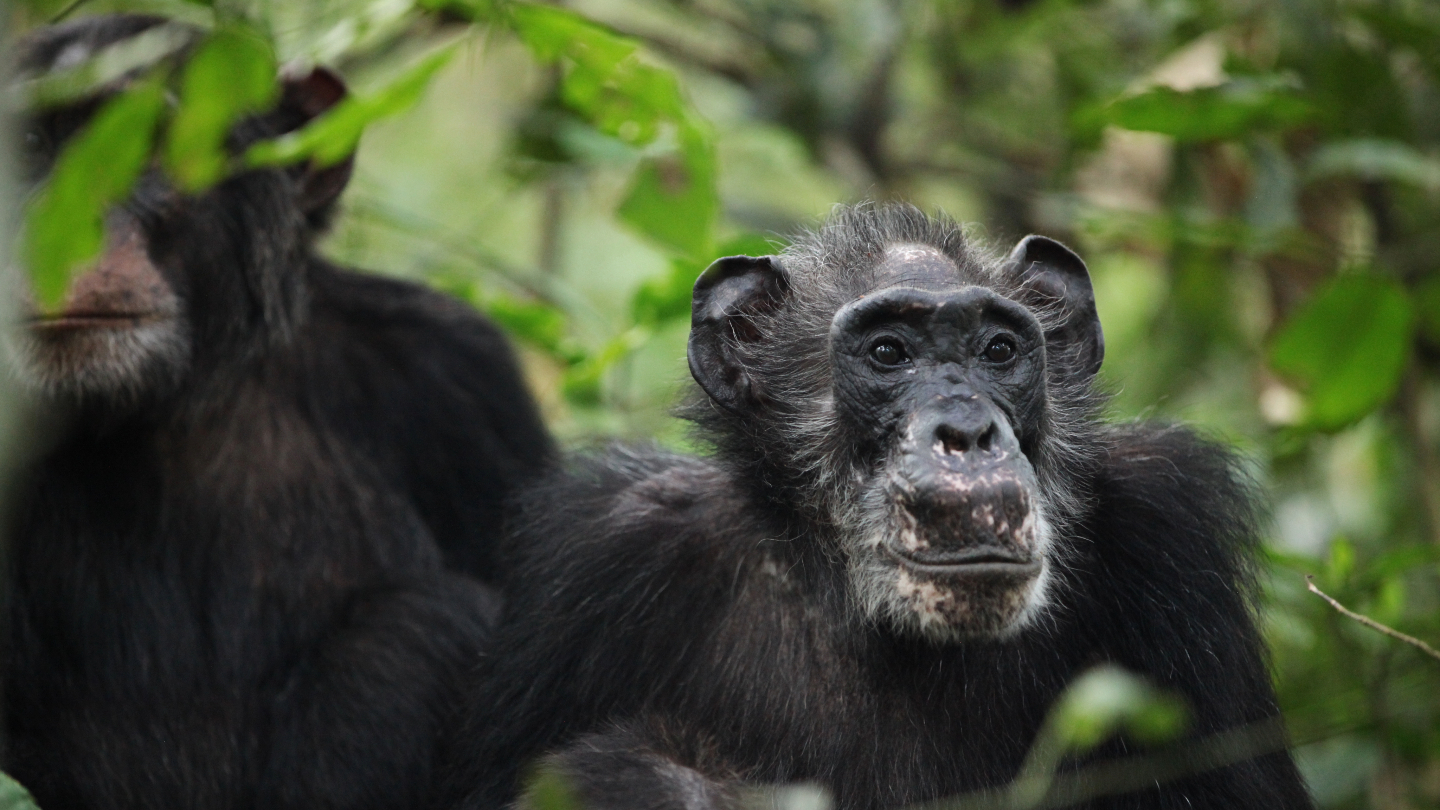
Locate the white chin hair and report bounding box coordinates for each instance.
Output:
[850,506,1060,644]
[8,318,191,407]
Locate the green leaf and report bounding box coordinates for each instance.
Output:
[631,258,700,326]
[22,79,168,310]
[630,234,777,325]
[561,327,650,405]
[510,4,633,66]
[481,295,584,363]
[1051,665,1187,752]
[1327,536,1356,585]
[418,0,502,19]
[1268,275,1415,431]
[526,769,579,810]
[1416,275,1440,345]
[1104,79,1314,142]
[0,771,41,810]
[1352,7,1440,80]
[618,121,717,258]
[245,42,458,169]
[1308,139,1440,192]
[165,26,277,191]
[507,4,682,146]
[18,21,198,108]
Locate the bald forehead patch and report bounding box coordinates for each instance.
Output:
[876,243,962,290]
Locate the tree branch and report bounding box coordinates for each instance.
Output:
[1305,575,1440,663]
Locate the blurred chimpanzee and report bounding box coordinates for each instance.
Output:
[438,204,1313,809]
[3,14,553,810]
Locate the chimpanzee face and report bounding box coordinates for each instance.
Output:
[7,16,353,413]
[688,212,1102,643]
[827,245,1057,640]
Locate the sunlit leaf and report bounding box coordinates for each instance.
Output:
[1308,139,1440,192]
[165,26,277,191]
[510,3,632,66]
[1051,665,1187,752]
[245,42,458,169]
[562,327,650,405]
[1268,275,1414,431]
[619,121,717,258]
[1104,79,1313,142]
[507,4,681,146]
[22,79,167,309]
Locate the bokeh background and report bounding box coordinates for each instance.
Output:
[8,0,1440,807]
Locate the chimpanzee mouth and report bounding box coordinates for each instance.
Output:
[883,543,1041,577]
[29,311,166,330]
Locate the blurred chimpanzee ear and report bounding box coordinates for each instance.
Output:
[277,66,353,214]
[1006,235,1104,379]
[688,255,789,414]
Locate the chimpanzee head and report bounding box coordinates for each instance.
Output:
[8,14,353,415]
[688,204,1105,642]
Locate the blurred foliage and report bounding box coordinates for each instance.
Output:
[0,772,39,810]
[8,0,1440,806]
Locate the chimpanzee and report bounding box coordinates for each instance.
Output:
[3,14,553,810]
[437,204,1313,809]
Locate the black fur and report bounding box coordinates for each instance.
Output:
[438,205,1311,809]
[4,15,554,810]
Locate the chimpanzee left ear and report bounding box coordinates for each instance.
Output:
[688,255,789,414]
[277,66,353,214]
[1006,235,1104,378]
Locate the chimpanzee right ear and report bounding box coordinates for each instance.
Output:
[688,255,789,414]
[277,66,353,214]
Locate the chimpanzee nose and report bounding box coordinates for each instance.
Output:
[934,418,999,456]
[911,399,1015,467]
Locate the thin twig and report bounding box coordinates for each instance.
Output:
[1305,575,1440,663]
[50,0,91,23]
[914,717,1294,810]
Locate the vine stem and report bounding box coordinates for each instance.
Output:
[1305,575,1440,663]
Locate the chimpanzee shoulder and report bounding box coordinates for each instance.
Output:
[437,446,797,802]
[301,260,556,578]
[444,427,1302,810]
[1076,422,1280,726]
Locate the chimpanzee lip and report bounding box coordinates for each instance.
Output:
[883,543,1040,577]
[29,311,165,329]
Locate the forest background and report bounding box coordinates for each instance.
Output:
[3,0,1440,808]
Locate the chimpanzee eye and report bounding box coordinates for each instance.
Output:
[982,335,1016,364]
[870,339,908,366]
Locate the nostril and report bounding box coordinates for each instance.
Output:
[935,424,970,456]
[933,421,1000,457]
[977,423,998,453]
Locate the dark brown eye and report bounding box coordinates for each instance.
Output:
[870,339,908,366]
[982,336,1016,364]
